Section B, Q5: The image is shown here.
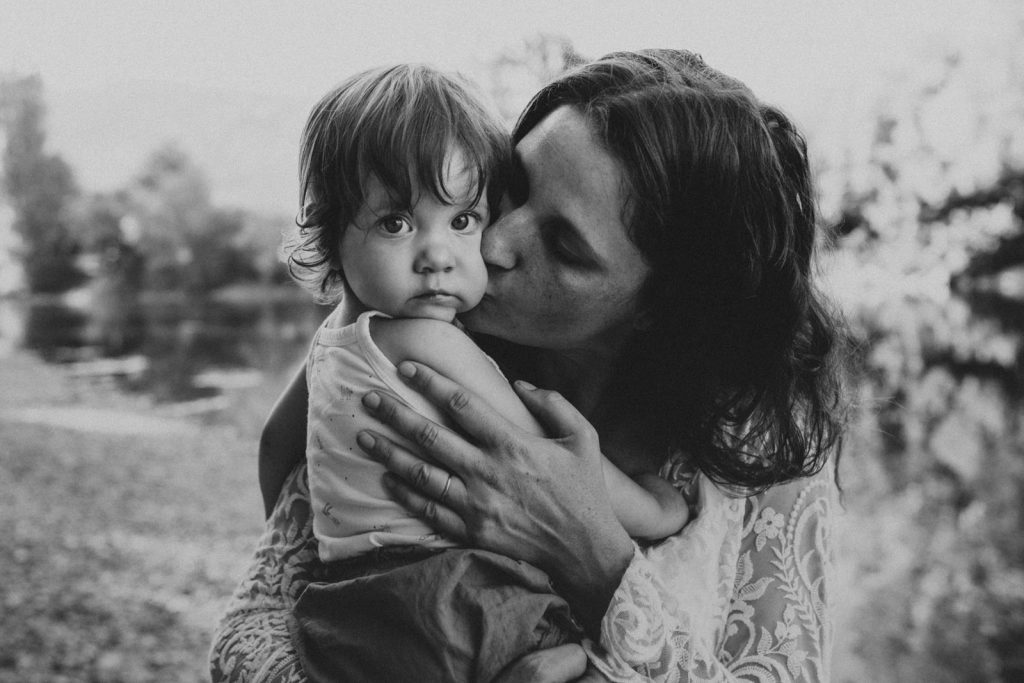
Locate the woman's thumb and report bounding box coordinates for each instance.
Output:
[513,381,599,449]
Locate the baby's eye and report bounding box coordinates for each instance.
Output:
[451,212,481,232]
[378,216,412,235]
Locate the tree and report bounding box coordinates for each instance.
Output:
[125,143,259,292]
[0,74,85,293]
[483,34,587,124]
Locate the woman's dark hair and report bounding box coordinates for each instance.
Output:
[289,64,509,302]
[514,49,847,492]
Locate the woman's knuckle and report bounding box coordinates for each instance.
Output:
[415,422,439,449]
[447,389,470,413]
[479,463,503,489]
[409,462,431,488]
[543,388,565,404]
[375,440,394,467]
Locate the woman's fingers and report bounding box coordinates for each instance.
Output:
[381,472,468,540]
[393,361,517,444]
[492,644,588,683]
[356,430,466,508]
[356,430,468,537]
[361,390,472,473]
[513,380,599,450]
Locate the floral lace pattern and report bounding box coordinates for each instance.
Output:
[588,464,837,682]
[210,463,837,682]
[209,466,320,683]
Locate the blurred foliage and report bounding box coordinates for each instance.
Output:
[0,90,284,296]
[121,144,261,292]
[823,13,1024,681]
[0,74,86,293]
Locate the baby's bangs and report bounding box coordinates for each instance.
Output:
[354,72,497,208]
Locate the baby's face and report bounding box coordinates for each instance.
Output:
[340,150,488,323]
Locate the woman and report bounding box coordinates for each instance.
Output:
[211,49,846,682]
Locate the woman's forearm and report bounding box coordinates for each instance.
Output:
[259,363,310,518]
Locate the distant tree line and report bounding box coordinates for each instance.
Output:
[0,74,84,293]
[0,37,591,298]
[0,75,287,296]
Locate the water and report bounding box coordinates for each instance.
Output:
[1,283,331,404]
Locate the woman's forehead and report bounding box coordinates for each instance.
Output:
[517,107,635,256]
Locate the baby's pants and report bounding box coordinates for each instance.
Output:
[290,547,580,683]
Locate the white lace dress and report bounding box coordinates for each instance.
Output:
[586,458,836,682]
[210,461,837,682]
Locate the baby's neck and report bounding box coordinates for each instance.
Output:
[333,297,368,327]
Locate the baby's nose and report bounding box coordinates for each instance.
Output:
[414,243,455,273]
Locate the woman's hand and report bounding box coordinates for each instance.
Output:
[356,360,635,634]
[492,644,587,683]
[490,644,611,682]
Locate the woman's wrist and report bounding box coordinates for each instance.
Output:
[552,526,635,637]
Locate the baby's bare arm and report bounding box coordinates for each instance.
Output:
[603,466,690,541]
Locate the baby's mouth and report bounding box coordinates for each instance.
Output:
[415,291,458,303]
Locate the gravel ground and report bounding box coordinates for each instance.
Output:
[0,351,270,683]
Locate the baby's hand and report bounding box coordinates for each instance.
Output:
[630,473,691,541]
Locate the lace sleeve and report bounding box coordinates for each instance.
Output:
[586,468,838,682]
[209,464,321,683]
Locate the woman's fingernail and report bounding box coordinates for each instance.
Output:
[356,432,375,450]
[397,362,416,378]
[516,380,537,391]
[363,392,381,409]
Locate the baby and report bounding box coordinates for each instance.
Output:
[286,63,690,682]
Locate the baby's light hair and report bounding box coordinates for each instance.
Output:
[288,64,509,302]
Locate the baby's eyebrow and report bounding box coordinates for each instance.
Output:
[363,191,407,214]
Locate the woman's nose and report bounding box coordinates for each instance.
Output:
[480,208,524,271]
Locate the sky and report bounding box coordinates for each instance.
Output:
[0,0,1017,212]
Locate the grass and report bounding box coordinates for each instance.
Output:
[0,351,278,683]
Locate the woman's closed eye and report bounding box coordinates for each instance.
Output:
[543,219,596,268]
[551,239,588,266]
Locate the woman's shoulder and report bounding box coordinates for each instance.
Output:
[743,464,839,531]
